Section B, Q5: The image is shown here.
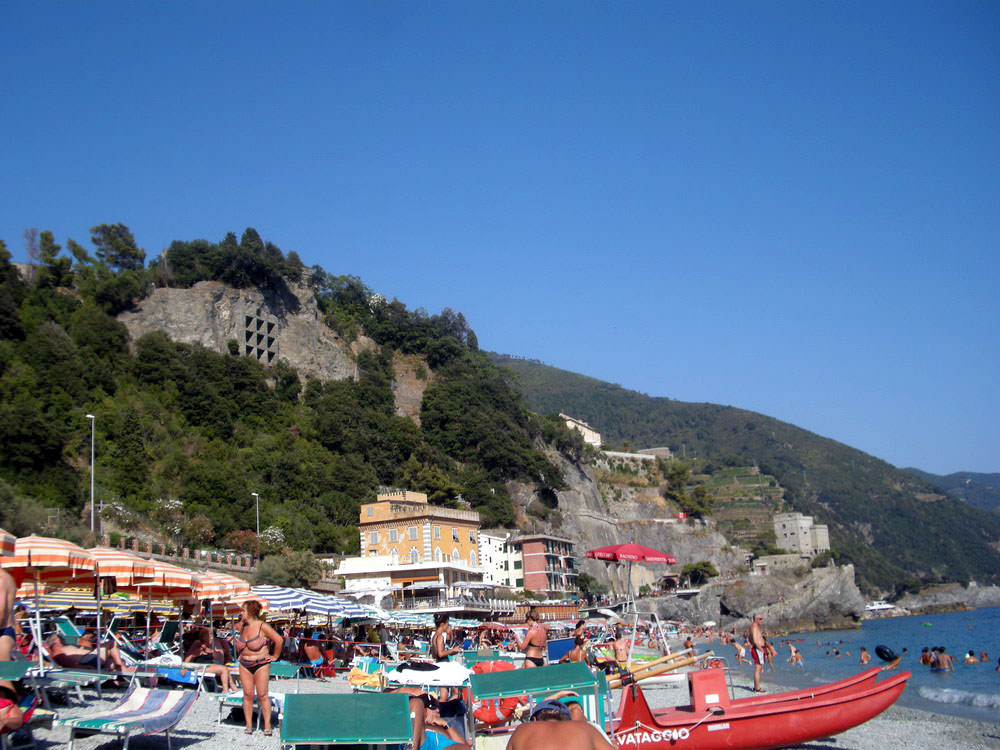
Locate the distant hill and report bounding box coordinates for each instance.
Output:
[490,354,1000,593]
[903,469,1000,514]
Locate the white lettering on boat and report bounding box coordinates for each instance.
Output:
[706,722,730,732]
[615,727,691,744]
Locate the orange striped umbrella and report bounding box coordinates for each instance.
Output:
[15,580,45,598]
[88,547,156,587]
[1,535,95,585]
[193,572,231,601]
[1,536,96,672]
[196,571,251,600]
[132,560,200,599]
[0,527,15,557]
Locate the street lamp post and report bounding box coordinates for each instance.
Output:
[251,492,260,562]
[85,414,96,533]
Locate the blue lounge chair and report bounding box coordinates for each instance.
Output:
[60,682,199,750]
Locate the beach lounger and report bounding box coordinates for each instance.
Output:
[280,693,413,749]
[60,682,199,750]
[0,661,52,750]
[216,690,285,730]
[51,617,82,647]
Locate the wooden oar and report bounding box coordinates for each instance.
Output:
[608,651,714,689]
[620,649,692,672]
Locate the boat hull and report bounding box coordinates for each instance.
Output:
[613,669,910,750]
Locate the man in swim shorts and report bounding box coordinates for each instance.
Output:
[508,700,613,749]
[748,614,767,692]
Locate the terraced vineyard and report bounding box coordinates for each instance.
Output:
[699,467,785,547]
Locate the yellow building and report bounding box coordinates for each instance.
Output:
[358,490,481,568]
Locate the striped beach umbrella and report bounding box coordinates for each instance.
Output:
[1,536,96,585]
[35,589,100,612]
[131,560,201,649]
[88,547,156,587]
[0,528,15,557]
[1,536,96,672]
[250,585,313,611]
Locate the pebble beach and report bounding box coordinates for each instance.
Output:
[19,665,999,750]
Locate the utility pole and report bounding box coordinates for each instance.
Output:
[86,414,96,533]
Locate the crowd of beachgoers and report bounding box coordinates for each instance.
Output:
[3,563,998,750]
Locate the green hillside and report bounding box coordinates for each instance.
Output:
[903,469,1000,514]
[0,227,571,555]
[490,354,1000,593]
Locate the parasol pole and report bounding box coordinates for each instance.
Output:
[95,564,102,684]
[33,572,44,674]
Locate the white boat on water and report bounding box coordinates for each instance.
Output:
[864,600,896,612]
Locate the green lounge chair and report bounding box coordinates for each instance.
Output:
[52,617,82,647]
[280,693,413,749]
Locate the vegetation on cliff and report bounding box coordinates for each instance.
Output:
[0,227,568,553]
[490,354,1000,592]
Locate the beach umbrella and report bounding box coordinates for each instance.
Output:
[36,589,100,611]
[88,547,158,678]
[0,536,97,673]
[0,528,15,558]
[585,543,676,614]
[193,571,251,642]
[250,585,313,611]
[131,560,201,651]
[88,548,156,587]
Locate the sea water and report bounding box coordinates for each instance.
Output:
[727,607,1000,723]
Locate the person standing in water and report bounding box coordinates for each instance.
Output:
[748,614,767,693]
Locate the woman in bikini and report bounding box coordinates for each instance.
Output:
[517,608,546,668]
[234,600,283,735]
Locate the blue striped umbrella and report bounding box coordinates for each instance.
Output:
[250,585,313,611]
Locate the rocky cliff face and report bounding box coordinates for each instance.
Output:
[642,564,865,632]
[508,451,745,596]
[509,449,865,632]
[118,281,363,382]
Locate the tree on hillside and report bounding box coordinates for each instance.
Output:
[254,550,326,588]
[91,223,145,271]
[661,461,714,518]
[681,560,718,585]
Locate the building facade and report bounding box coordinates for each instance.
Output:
[477,531,510,587]
[559,413,602,447]
[359,490,481,567]
[505,534,578,597]
[773,512,830,557]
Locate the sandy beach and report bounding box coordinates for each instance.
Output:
[18,666,999,750]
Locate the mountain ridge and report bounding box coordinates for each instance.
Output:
[488,353,1000,593]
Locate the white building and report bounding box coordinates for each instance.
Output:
[560,413,602,447]
[335,555,483,602]
[773,512,830,557]
[477,531,510,587]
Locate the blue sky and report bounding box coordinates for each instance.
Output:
[2,2,997,474]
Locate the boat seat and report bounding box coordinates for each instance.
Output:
[689,668,730,712]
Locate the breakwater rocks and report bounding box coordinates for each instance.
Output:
[640,565,866,633]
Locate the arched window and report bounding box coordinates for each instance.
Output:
[410,548,419,563]
[469,550,477,567]
[434,548,443,562]
[452,549,460,562]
